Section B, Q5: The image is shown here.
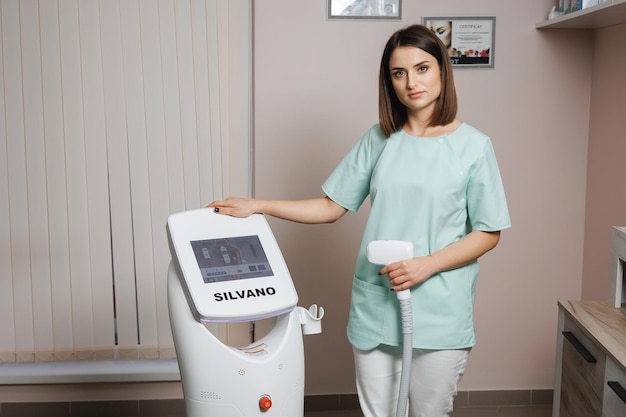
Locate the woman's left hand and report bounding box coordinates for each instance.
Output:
[379,255,441,292]
[379,231,501,292]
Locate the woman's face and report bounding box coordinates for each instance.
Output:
[389,46,442,117]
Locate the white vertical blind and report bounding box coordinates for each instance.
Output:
[0,0,252,363]
[39,0,71,363]
[0,0,13,364]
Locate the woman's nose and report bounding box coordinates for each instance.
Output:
[407,72,418,88]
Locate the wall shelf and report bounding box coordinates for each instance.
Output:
[536,0,626,29]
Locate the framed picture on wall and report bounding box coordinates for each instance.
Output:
[328,0,402,20]
[422,16,496,68]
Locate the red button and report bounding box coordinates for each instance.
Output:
[259,395,272,411]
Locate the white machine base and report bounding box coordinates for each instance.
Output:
[168,263,321,416]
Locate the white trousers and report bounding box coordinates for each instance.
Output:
[353,345,470,417]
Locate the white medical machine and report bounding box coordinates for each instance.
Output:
[167,209,324,417]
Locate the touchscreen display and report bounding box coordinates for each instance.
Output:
[190,235,274,283]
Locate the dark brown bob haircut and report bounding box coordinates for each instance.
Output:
[378,24,458,138]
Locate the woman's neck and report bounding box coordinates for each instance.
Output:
[403,118,462,137]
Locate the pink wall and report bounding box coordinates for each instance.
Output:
[254,0,594,392]
[582,23,626,301]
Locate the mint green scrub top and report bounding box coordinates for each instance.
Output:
[322,123,511,351]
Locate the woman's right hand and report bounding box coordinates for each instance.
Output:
[207,197,259,218]
[208,196,347,224]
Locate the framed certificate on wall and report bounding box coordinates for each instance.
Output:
[423,17,496,68]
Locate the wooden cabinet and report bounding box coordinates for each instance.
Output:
[604,357,626,417]
[554,301,626,417]
[559,319,605,416]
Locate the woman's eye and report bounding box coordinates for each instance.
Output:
[418,66,429,72]
[393,70,405,77]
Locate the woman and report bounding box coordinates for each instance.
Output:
[209,24,510,417]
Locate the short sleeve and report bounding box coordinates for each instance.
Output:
[466,139,511,231]
[322,125,387,212]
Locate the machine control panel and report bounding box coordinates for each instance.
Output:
[167,209,298,322]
